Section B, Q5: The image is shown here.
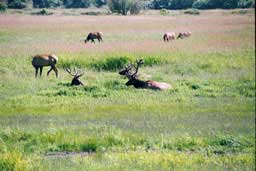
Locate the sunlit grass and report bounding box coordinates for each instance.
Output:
[0,9,255,171]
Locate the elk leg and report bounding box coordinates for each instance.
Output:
[47,67,53,76]
[39,67,43,77]
[52,66,58,78]
[35,67,39,77]
[92,39,95,43]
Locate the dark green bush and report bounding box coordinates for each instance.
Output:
[108,0,131,15]
[32,0,61,8]
[90,57,130,71]
[7,0,27,9]
[130,0,142,15]
[31,9,53,15]
[0,3,7,12]
[64,0,91,8]
[238,0,255,8]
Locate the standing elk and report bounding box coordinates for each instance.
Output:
[163,32,175,42]
[119,59,171,90]
[84,32,103,44]
[177,32,192,39]
[65,67,84,86]
[32,54,58,78]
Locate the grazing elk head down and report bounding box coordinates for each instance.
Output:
[65,67,84,86]
[177,32,191,39]
[119,59,171,90]
[163,32,175,42]
[84,32,103,44]
[32,54,58,78]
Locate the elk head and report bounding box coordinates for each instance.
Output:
[65,67,84,86]
[119,59,146,88]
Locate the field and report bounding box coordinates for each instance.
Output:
[0,9,255,171]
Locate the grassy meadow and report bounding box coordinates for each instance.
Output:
[0,9,255,171]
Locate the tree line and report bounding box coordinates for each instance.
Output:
[0,0,255,14]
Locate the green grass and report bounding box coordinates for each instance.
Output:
[0,9,255,171]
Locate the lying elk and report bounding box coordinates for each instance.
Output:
[177,31,192,39]
[163,32,175,42]
[119,59,171,90]
[65,67,84,86]
[84,32,103,44]
[32,54,58,78]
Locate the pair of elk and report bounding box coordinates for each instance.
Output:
[32,54,84,86]
[119,59,171,90]
[84,32,103,44]
[163,31,192,42]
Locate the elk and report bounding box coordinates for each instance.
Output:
[32,54,58,78]
[163,32,175,42]
[65,67,84,86]
[119,59,171,90]
[84,32,103,44]
[176,32,192,39]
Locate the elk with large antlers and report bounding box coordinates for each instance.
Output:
[119,59,171,90]
[65,67,84,86]
[84,32,103,44]
[32,54,58,78]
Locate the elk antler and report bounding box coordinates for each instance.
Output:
[131,58,144,78]
[65,67,84,77]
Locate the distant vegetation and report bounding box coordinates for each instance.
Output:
[1,0,255,15]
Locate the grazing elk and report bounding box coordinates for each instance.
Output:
[119,59,171,90]
[177,32,192,39]
[84,32,103,44]
[163,32,175,42]
[32,54,58,78]
[65,67,84,86]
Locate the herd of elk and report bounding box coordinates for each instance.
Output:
[31,30,192,89]
[163,31,192,42]
[84,32,103,44]
[119,59,171,90]
[32,54,58,78]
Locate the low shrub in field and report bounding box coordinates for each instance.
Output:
[160,9,169,15]
[90,57,131,71]
[184,8,200,15]
[80,11,105,16]
[231,9,252,15]
[31,9,53,16]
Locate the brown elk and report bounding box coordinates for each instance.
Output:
[65,67,84,86]
[177,32,192,39]
[163,32,175,42]
[32,54,58,78]
[119,59,171,90]
[84,32,103,44]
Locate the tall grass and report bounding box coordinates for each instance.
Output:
[0,9,255,171]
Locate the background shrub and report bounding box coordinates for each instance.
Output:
[0,2,7,12]
[184,8,200,15]
[7,0,27,9]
